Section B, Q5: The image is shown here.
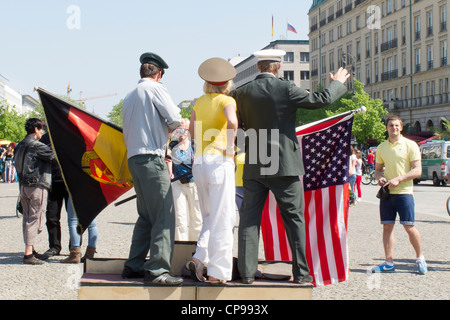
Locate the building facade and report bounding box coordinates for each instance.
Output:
[309,0,450,132]
[233,40,311,90]
[0,79,38,114]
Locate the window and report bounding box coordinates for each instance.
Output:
[402,21,406,44]
[329,51,335,71]
[415,15,421,40]
[284,52,294,63]
[402,52,407,75]
[284,71,294,81]
[422,146,442,159]
[300,52,310,62]
[427,45,433,69]
[300,71,310,80]
[415,48,421,72]
[321,55,327,74]
[440,5,447,31]
[441,40,447,66]
[427,11,433,36]
[366,37,371,57]
[356,41,361,60]
[366,64,371,84]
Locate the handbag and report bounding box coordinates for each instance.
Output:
[376,185,390,200]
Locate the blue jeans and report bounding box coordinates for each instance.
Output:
[66,197,98,247]
[349,174,357,200]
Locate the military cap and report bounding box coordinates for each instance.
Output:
[253,49,286,62]
[140,52,169,69]
[198,57,236,86]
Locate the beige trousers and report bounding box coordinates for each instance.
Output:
[20,186,48,247]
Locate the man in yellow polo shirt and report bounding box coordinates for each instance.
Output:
[373,115,427,274]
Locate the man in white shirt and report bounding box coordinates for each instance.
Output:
[121,52,182,285]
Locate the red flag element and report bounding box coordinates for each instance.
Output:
[261,112,354,286]
[37,88,133,234]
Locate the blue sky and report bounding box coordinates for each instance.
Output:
[0,1,311,119]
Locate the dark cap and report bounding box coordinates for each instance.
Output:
[139,52,169,69]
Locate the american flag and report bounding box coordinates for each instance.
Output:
[261,112,354,287]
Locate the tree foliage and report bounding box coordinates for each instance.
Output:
[180,104,193,119]
[0,100,27,142]
[107,99,123,127]
[326,80,388,145]
[297,80,388,146]
[431,117,450,140]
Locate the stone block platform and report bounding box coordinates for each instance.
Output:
[78,242,312,300]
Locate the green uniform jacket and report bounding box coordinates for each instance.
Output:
[233,73,348,179]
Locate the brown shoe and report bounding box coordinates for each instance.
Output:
[60,247,81,264]
[81,246,96,262]
[23,255,45,265]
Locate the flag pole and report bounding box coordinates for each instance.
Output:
[295,106,366,133]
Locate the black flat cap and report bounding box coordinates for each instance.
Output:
[139,52,169,69]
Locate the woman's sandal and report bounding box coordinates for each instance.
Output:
[188,259,204,282]
[205,277,226,285]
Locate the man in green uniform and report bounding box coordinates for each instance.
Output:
[233,49,350,284]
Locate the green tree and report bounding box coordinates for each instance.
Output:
[180,104,193,119]
[431,117,450,140]
[296,84,353,126]
[0,100,27,142]
[325,80,388,145]
[107,99,123,127]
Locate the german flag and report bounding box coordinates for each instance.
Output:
[37,88,133,234]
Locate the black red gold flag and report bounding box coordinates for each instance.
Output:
[36,87,133,234]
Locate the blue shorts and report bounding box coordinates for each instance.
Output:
[379,194,415,225]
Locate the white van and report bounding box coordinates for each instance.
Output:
[417,140,450,186]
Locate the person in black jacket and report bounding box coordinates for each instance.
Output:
[14,118,55,265]
[40,133,67,259]
[233,49,349,284]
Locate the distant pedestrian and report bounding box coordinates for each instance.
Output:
[355,150,363,201]
[348,147,357,205]
[366,149,375,172]
[373,115,427,274]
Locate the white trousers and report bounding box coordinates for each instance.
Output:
[172,180,202,241]
[192,155,236,281]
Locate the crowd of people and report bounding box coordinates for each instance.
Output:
[118,50,349,286]
[12,48,427,285]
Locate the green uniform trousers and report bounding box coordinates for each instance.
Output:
[238,176,311,281]
[124,154,175,277]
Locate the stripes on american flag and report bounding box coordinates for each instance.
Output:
[261,112,354,287]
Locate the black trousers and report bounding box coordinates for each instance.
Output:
[238,176,311,281]
[45,181,67,252]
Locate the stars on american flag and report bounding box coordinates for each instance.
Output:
[300,119,353,191]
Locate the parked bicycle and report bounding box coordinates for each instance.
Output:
[361,169,378,185]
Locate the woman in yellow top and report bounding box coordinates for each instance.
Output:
[188,58,238,284]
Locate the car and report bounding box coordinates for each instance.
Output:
[416,140,450,186]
